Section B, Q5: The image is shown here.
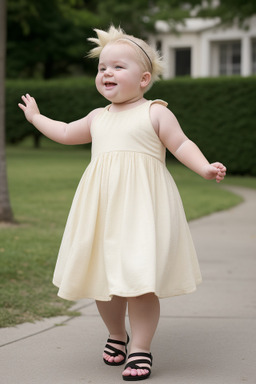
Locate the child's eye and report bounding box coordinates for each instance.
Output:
[99,67,106,72]
[115,65,123,70]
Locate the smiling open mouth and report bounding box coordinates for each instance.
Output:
[104,82,117,88]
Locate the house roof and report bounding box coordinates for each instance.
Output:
[155,18,220,33]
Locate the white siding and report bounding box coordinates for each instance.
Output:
[150,17,256,78]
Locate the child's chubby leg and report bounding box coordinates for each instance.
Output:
[122,293,160,379]
[96,296,128,364]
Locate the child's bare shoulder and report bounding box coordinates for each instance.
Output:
[150,101,177,131]
[89,107,105,118]
[87,107,105,124]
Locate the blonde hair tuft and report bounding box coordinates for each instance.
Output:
[88,25,163,91]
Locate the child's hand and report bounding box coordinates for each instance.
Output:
[202,162,227,183]
[18,94,40,124]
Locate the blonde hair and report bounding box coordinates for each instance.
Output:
[88,25,163,91]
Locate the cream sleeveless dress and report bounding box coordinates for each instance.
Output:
[53,100,202,301]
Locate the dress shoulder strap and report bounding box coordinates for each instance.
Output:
[150,99,168,107]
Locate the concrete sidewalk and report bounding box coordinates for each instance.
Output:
[1,186,255,384]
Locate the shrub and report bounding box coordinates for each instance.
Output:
[6,76,256,175]
[148,77,256,175]
[6,78,106,147]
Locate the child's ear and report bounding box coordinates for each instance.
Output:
[140,72,151,89]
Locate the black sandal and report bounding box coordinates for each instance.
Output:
[103,334,130,366]
[122,352,153,381]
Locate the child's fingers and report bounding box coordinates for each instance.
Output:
[212,161,226,171]
[219,164,226,173]
[208,163,225,183]
[18,95,28,110]
[25,93,33,100]
[20,94,35,105]
[18,102,26,111]
[18,94,37,115]
[211,162,226,182]
[20,95,29,106]
[218,166,226,178]
[19,94,32,109]
[216,167,226,183]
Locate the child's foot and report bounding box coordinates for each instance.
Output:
[122,352,152,381]
[103,334,130,366]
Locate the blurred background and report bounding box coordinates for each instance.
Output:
[2,0,256,164]
[4,0,256,79]
[0,0,256,326]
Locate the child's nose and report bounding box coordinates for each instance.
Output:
[104,67,113,76]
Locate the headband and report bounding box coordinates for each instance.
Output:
[124,38,153,70]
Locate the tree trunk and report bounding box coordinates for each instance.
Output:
[33,133,41,148]
[0,0,14,222]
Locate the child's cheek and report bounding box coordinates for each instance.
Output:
[95,76,102,93]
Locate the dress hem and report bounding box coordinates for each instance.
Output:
[53,278,202,302]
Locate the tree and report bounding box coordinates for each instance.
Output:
[97,0,192,37]
[7,0,101,79]
[6,0,256,81]
[196,0,256,25]
[5,0,199,79]
[0,0,14,223]
[95,0,256,36]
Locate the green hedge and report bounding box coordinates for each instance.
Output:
[149,77,256,176]
[6,78,106,147]
[6,76,256,175]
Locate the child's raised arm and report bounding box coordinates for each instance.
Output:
[150,104,226,183]
[18,94,102,145]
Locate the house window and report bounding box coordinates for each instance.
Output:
[156,40,162,55]
[175,48,191,76]
[252,40,256,74]
[219,42,241,75]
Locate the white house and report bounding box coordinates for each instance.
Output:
[149,17,256,78]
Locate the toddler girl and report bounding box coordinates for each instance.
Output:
[19,26,226,381]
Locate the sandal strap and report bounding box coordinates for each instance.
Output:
[125,359,151,368]
[124,352,153,371]
[127,352,152,365]
[104,335,129,358]
[104,343,126,358]
[124,361,152,373]
[107,338,126,346]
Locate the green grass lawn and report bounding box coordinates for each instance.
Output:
[0,142,254,327]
